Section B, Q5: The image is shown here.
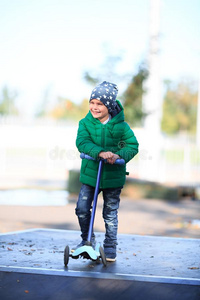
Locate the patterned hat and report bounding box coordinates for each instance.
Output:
[89,81,121,117]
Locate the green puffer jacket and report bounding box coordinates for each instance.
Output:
[76,100,139,189]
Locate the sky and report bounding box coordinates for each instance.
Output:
[0,0,200,116]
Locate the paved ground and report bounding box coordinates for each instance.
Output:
[0,197,200,300]
[0,196,199,239]
[0,229,200,279]
[0,229,200,300]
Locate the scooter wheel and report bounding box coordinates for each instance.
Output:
[99,246,107,267]
[64,245,70,266]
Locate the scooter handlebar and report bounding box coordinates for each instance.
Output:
[80,153,125,165]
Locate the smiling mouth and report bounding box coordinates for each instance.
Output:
[92,110,100,114]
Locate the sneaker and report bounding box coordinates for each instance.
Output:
[71,238,96,253]
[105,253,116,262]
[71,240,86,253]
[104,246,116,262]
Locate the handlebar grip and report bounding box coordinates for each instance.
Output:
[80,153,95,161]
[115,158,125,165]
[80,153,125,165]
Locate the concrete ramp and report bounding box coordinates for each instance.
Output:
[0,229,199,299]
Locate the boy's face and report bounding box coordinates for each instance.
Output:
[89,99,109,123]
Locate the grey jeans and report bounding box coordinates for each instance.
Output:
[75,184,122,247]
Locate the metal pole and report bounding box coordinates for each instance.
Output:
[141,0,162,182]
[143,0,162,134]
[196,76,200,146]
[87,160,103,242]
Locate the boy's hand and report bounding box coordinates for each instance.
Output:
[99,152,120,164]
[107,153,120,164]
[99,151,114,160]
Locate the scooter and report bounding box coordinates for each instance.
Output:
[64,153,125,267]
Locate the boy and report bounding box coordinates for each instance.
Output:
[75,81,139,262]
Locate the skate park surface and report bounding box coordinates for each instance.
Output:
[0,228,200,300]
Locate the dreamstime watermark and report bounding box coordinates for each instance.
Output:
[49,146,79,161]
[48,146,153,161]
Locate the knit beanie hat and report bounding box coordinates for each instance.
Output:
[89,81,121,117]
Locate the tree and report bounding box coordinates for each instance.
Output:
[0,86,19,115]
[161,80,198,134]
[83,49,149,127]
[35,85,53,117]
[83,53,125,87]
[122,63,149,127]
[48,97,89,121]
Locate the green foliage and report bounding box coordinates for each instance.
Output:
[48,97,89,121]
[0,86,19,115]
[122,178,179,201]
[67,170,82,194]
[122,63,148,127]
[39,54,198,136]
[83,72,99,86]
[161,81,198,134]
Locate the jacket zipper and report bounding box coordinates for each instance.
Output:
[101,125,105,148]
[100,125,105,189]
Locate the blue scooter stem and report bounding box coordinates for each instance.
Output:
[87,159,103,242]
[80,153,125,243]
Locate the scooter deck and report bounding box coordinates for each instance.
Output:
[71,243,100,261]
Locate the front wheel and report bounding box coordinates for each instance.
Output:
[64,245,70,266]
[99,246,107,267]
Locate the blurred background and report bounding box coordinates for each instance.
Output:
[0,0,199,238]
